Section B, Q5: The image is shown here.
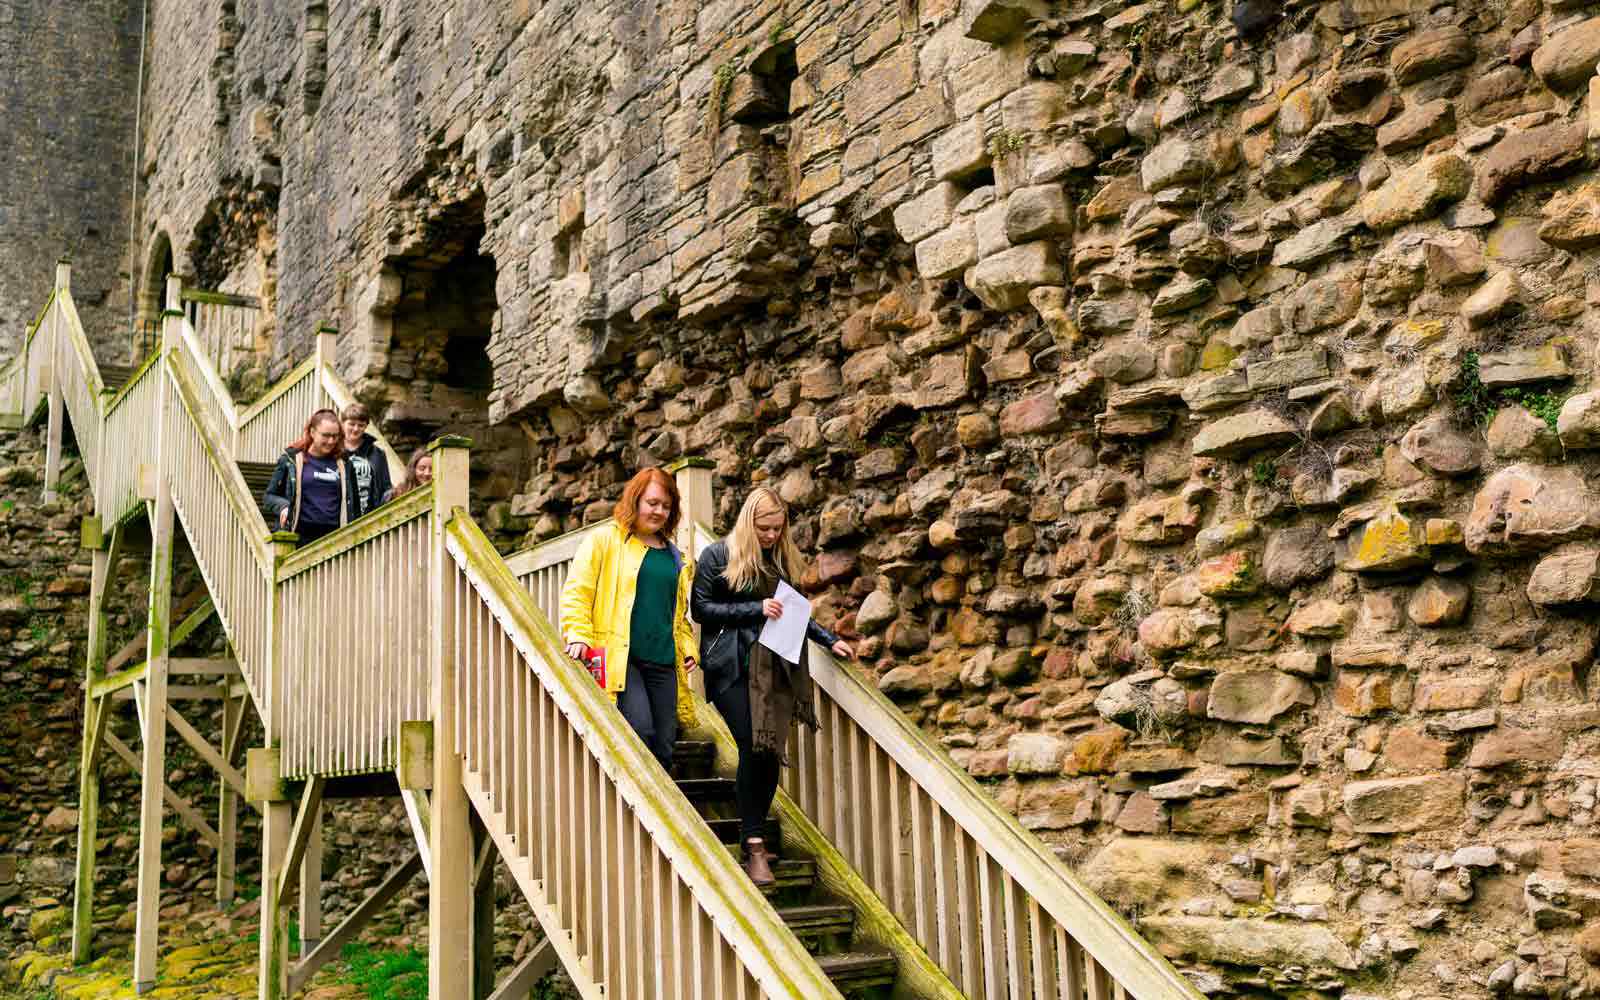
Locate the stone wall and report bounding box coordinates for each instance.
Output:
[115,0,1600,996]
[0,0,142,359]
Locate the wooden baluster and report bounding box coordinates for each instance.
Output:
[1087,956,1113,1000]
[1029,903,1059,1000]
[850,724,867,873]
[980,857,1006,1000]
[955,825,979,994]
[1061,934,1084,1000]
[1003,872,1033,1000]
[911,787,934,951]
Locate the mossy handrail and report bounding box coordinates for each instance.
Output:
[680,524,1203,1000]
[444,510,848,1000]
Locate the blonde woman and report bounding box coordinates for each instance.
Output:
[691,488,854,886]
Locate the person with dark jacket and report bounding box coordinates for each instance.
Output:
[339,402,391,515]
[263,408,364,544]
[691,486,854,887]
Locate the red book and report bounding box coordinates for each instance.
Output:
[584,646,607,689]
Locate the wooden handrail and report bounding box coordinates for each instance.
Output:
[237,356,318,428]
[178,319,240,430]
[180,289,261,308]
[277,484,433,580]
[502,521,605,577]
[445,511,846,1000]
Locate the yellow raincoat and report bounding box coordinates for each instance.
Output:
[559,521,698,728]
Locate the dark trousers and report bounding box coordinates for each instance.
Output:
[712,679,782,845]
[618,659,678,770]
[296,520,338,543]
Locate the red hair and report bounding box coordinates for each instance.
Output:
[613,467,680,537]
[288,408,346,458]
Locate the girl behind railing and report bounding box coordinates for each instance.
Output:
[263,408,364,544]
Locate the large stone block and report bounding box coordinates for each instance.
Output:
[1141,916,1357,971]
[1477,121,1588,206]
[894,181,965,244]
[1465,464,1600,556]
[1207,670,1315,724]
[960,0,1046,43]
[915,221,979,279]
[1361,154,1472,230]
[966,242,1063,310]
[1532,17,1600,92]
[1191,410,1297,458]
[1004,184,1071,242]
[1343,774,1466,833]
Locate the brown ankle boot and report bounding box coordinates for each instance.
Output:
[744,838,775,887]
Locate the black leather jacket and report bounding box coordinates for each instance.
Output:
[691,540,840,700]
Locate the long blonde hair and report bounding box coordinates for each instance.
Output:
[724,487,806,593]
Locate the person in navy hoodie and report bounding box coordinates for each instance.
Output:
[263,408,364,543]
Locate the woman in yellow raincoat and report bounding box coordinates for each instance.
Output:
[559,467,697,769]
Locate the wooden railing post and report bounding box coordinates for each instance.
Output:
[71,517,115,963]
[258,530,298,1000]
[42,259,70,501]
[132,298,182,993]
[668,456,715,552]
[429,436,474,1000]
[315,322,338,374]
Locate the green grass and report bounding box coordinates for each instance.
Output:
[1499,386,1566,432]
[340,942,428,1000]
[1455,351,1570,432]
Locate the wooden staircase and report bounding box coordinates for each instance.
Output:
[0,262,1206,1000]
[675,739,900,996]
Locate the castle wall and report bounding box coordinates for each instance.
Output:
[0,0,143,359]
[122,0,1600,996]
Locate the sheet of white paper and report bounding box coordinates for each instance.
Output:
[758,580,812,663]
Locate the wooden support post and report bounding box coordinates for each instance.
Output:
[71,523,114,962]
[259,529,297,1000]
[669,456,715,702]
[132,470,173,993]
[300,804,323,956]
[42,260,70,502]
[314,323,338,375]
[472,815,496,1000]
[217,693,243,904]
[287,852,424,995]
[277,777,325,906]
[429,437,473,1000]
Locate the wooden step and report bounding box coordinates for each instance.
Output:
[670,740,715,779]
[705,817,781,845]
[99,363,139,394]
[236,460,277,523]
[675,777,735,803]
[817,951,898,992]
[760,858,816,896]
[776,903,854,950]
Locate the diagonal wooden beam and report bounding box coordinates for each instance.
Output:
[400,787,432,882]
[104,731,220,849]
[103,595,215,675]
[486,938,558,1000]
[165,701,247,796]
[276,778,325,907]
[286,852,424,995]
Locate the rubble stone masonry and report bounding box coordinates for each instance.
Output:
[35,0,1600,995]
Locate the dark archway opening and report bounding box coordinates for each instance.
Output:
[380,202,527,536]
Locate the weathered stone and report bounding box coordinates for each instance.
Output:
[856,590,899,633]
[1141,136,1209,193]
[1191,410,1297,458]
[1287,599,1355,637]
[1335,672,1395,717]
[1361,154,1472,230]
[1272,214,1362,270]
[1461,271,1521,329]
[894,181,964,244]
[1149,274,1214,317]
[1407,576,1470,627]
[1090,339,1156,384]
[1526,546,1600,605]
[1488,405,1562,459]
[1207,670,1314,724]
[1476,121,1588,206]
[1343,774,1466,833]
[1478,343,1570,387]
[915,221,979,279]
[1465,464,1600,556]
[1171,792,1269,835]
[1076,296,1138,336]
[1377,99,1455,154]
[1260,121,1376,199]
[967,242,1063,310]
[932,117,991,182]
[1531,17,1600,91]
[1004,185,1071,241]
[1400,414,1482,477]
[1284,276,1362,333]
[1467,727,1564,768]
[960,0,1045,43]
[1141,916,1357,971]
[1328,68,1389,111]
[1083,838,1217,909]
[1263,524,1334,590]
[1557,390,1600,448]
[1007,732,1068,775]
[1391,26,1474,85]
[1540,182,1600,250]
[1341,507,1429,573]
[1196,550,1259,599]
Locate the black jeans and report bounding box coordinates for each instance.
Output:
[618,659,678,770]
[712,679,782,845]
[295,520,338,544]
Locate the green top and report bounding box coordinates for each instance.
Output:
[629,545,678,665]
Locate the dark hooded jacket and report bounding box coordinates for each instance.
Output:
[690,539,839,701]
[262,448,364,532]
[346,433,392,514]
